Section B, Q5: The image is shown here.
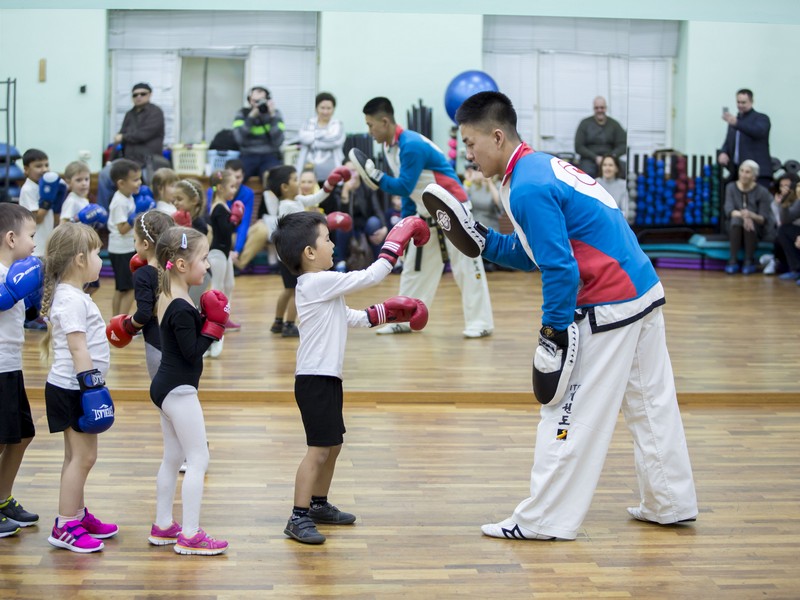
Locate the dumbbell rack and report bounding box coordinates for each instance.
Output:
[630,152,722,233]
[1,78,18,202]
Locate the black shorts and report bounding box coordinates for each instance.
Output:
[84,278,100,290]
[0,371,35,443]
[45,382,83,434]
[108,251,135,291]
[295,375,345,447]
[279,261,298,289]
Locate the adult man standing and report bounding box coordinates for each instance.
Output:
[718,88,772,189]
[422,91,696,540]
[574,96,627,178]
[350,96,493,338]
[232,86,285,181]
[98,83,166,208]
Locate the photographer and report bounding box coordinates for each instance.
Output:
[232,86,286,181]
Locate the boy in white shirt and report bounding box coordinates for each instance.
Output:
[0,203,42,536]
[17,148,52,330]
[107,159,142,316]
[272,210,429,545]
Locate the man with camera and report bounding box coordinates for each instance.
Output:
[232,86,286,181]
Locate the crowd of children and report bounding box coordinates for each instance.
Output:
[0,147,430,555]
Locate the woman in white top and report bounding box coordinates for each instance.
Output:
[296,92,346,186]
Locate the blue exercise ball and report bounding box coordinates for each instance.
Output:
[444,71,499,123]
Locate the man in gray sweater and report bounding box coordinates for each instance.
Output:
[574,96,627,178]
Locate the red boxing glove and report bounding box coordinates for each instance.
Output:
[174,210,192,228]
[106,314,139,348]
[326,211,353,232]
[379,216,430,266]
[199,289,230,341]
[130,254,148,273]
[323,166,352,193]
[229,200,245,226]
[366,296,428,331]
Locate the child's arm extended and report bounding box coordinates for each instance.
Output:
[294,189,330,209]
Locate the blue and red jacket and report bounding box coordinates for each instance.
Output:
[381,125,466,218]
[483,144,660,330]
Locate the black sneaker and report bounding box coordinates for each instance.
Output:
[270,320,283,334]
[0,516,20,538]
[281,323,299,338]
[284,516,326,544]
[308,503,356,525]
[0,496,39,527]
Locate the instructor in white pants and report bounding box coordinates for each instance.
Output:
[422,91,697,540]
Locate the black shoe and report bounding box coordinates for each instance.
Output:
[284,516,325,544]
[270,320,283,334]
[308,503,356,525]
[282,323,299,338]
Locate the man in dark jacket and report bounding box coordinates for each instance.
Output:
[98,83,166,208]
[232,86,285,180]
[718,88,772,188]
[115,83,165,168]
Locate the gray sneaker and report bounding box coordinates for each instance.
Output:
[0,516,20,538]
[0,496,38,527]
[308,503,356,525]
[284,516,326,544]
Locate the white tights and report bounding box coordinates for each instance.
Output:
[154,385,209,536]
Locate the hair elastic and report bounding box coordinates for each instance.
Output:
[139,213,155,243]
[180,233,188,249]
[165,260,174,271]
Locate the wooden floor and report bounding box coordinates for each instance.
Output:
[3,268,800,598]
[19,268,800,401]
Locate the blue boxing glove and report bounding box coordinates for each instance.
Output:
[76,204,109,227]
[76,369,115,434]
[0,256,44,312]
[38,172,68,213]
[128,187,157,226]
[134,185,156,213]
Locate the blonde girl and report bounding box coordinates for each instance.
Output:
[172,179,210,307]
[148,226,229,555]
[151,168,179,216]
[106,210,175,379]
[206,169,240,357]
[40,223,118,553]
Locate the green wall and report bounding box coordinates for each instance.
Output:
[1,4,798,172]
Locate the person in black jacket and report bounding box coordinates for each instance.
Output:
[718,89,772,188]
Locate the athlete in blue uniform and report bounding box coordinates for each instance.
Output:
[423,91,697,541]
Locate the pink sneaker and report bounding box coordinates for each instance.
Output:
[81,508,119,539]
[174,529,228,556]
[48,519,104,553]
[148,521,182,546]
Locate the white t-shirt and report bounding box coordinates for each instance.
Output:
[278,189,329,218]
[46,283,110,390]
[108,191,135,254]
[156,200,177,216]
[18,178,53,258]
[294,258,392,378]
[0,262,25,373]
[60,192,90,222]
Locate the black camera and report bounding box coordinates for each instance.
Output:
[257,98,269,114]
